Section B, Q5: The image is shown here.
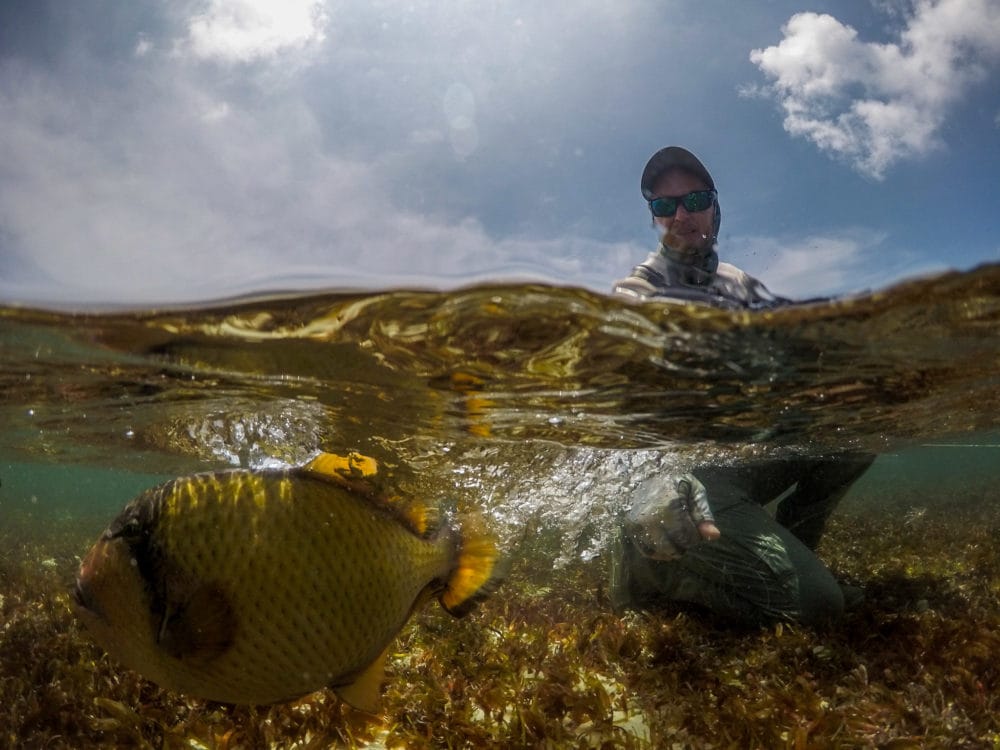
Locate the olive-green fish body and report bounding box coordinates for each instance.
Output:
[74,453,500,708]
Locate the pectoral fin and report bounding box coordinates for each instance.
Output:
[157,583,236,663]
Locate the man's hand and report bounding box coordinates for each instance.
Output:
[623,473,720,561]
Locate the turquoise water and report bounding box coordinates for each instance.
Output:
[1,461,170,514]
[3,438,998,529]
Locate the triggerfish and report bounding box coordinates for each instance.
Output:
[73,451,503,710]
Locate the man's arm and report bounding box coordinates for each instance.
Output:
[612,263,666,300]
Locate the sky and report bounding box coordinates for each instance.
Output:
[0,0,998,307]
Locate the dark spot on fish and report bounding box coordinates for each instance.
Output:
[107,491,232,662]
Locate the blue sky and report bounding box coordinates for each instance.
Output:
[1,0,998,306]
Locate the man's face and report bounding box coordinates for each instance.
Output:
[651,169,716,255]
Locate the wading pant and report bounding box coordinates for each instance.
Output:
[610,455,874,626]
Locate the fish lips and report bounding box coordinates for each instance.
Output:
[72,576,100,618]
[73,537,126,624]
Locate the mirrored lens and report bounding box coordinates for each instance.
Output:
[682,190,713,212]
[649,197,678,217]
[649,190,714,218]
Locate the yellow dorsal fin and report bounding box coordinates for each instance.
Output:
[333,644,390,714]
[303,451,382,499]
[439,516,506,617]
[303,452,442,538]
[304,451,379,480]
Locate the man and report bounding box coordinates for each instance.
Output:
[610,146,872,626]
[614,145,789,309]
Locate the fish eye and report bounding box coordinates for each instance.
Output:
[109,514,145,542]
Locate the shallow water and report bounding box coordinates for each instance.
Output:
[1,265,999,746]
[3,265,999,547]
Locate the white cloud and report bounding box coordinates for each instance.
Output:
[134,34,153,58]
[750,0,1000,179]
[726,230,938,298]
[0,59,637,305]
[0,2,667,305]
[181,0,328,64]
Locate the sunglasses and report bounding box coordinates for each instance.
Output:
[648,189,716,218]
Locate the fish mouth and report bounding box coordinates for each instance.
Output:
[73,544,109,621]
[72,573,106,621]
[72,577,92,611]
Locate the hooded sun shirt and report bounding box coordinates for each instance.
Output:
[612,239,789,310]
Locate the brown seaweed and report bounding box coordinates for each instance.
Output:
[2,482,999,749]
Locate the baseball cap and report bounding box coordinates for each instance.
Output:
[640,146,715,200]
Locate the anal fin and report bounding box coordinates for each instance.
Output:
[333,645,390,714]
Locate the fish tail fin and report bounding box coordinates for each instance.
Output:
[439,516,506,617]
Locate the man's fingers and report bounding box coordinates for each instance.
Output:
[697,520,721,541]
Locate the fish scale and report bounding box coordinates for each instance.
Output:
[74,454,502,708]
[159,472,445,700]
